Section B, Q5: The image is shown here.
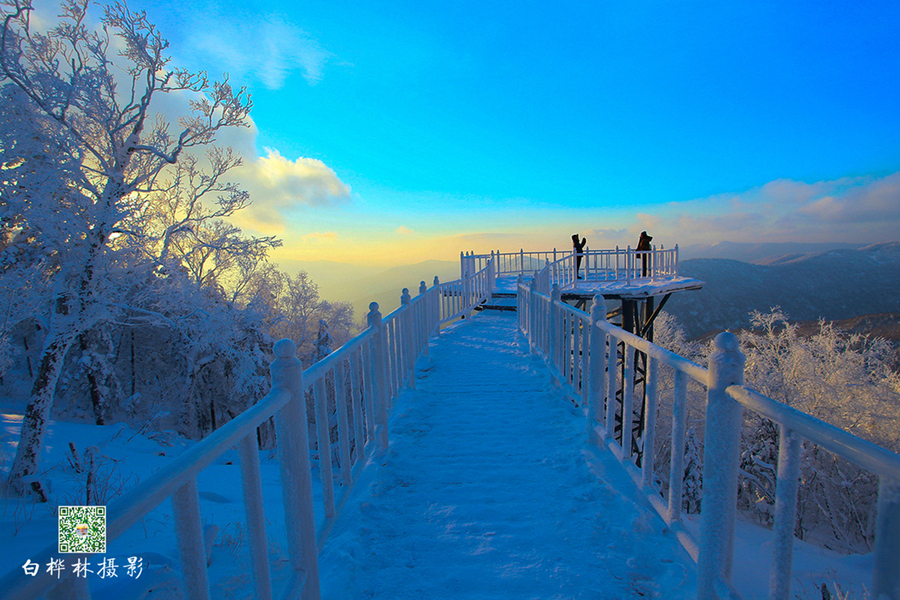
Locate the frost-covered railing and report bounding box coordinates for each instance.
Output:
[517,279,900,600]
[464,246,678,291]
[1,280,447,600]
[435,257,495,324]
[463,249,556,276]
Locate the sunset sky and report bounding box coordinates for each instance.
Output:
[119,0,899,266]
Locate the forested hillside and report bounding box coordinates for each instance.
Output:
[665,242,900,339]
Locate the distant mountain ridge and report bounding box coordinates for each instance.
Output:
[345,260,462,318]
[678,241,866,263]
[665,242,900,339]
[276,258,461,321]
[693,312,900,344]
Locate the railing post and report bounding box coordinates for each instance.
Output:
[401,288,415,388]
[520,248,525,273]
[615,245,620,281]
[350,349,366,457]
[675,243,679,277]
[516,274,524,333]
[313,376,335,517]
[529,276,538,354]
[549,285,561,372]
[432,276,441,329]
[586,245,591,280]
[641,355,659,487]
[171,478,211,600]
[238,435,274,600]
[874,477,900,600]
[334,363,352,487]
[469,271,476,318]
[366,303,390,451]
[698,332,745,600]
[419,281,429,355]
[769,425,801,600]
[271,338,321,600]
[626,245,632,284]
[588,295,607,446]
[488,256,496,293]
[668,370,688,523]
[606,337,618,441]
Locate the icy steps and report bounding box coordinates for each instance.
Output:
[473,292,518,312]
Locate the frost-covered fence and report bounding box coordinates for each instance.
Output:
[436,257,495,323]
[1,276,455,600]
[517,280,900,600]
[535,246,680,293]
[467,246,678,292]
[464,249,555,276]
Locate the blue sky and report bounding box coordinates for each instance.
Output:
[118,1,899,264]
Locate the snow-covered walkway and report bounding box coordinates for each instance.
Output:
[318,313,697,599]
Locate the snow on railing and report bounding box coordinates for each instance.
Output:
[437,257,495,324]
[516,279,900,600]
[1,261,494,600]
[465,246,679,292]
[464,249,555,277]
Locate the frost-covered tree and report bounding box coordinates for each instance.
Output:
[737,308,899,549]
[125,150,279,279]
[313,318,333,363]
[651,308,898,548]
[272,271,354,364]
[1,0,251,495]
[682,426,703,514]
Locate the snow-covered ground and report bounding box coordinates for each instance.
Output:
[319,313,697,599]
[0,311,878,599]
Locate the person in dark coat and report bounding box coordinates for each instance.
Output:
[637,231,653,277]
[572,234,587,279]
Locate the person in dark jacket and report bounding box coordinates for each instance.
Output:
[572,234,587,279]
[637,231,653,277]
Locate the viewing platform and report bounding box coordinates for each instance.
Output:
[458,246,704,321]
[491,271,704,299]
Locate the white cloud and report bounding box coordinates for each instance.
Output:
[232,148,351,230]
[797,173,900,223]
[185,13,330,89]
[652,172,900,245]
[397,226,414,235]
[254,149,350,206]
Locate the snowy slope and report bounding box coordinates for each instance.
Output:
[318,313,697,599]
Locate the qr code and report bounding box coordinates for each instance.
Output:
[58,506,106,554]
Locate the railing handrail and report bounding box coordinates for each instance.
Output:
[476,246,680,295]
[436,257,495,324]
[727,385,900,480]
[1,260,496,600]
[516,281,900,600]
[464,246,679,282]
[303,327,376,387]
